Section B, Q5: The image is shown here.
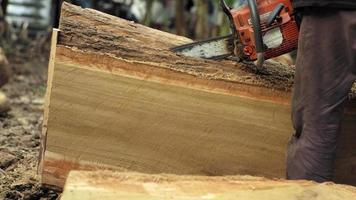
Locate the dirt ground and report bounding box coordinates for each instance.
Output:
[0,51,61,199]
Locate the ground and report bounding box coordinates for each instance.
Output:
[0,52,61,199]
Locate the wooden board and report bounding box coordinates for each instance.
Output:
[60,171,356,200]
[40,3,356,188]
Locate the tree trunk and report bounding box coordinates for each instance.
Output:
[39,3,356,189]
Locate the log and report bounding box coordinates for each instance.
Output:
[40,2,356,188]
[61,171,356,200]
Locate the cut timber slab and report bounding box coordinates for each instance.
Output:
[40,3,356,188]
[61,171,356,200]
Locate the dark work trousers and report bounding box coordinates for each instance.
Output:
[286,8,356,182]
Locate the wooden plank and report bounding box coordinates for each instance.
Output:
[38,28,58,175]
[60,171,356,200]
[40,3,356,188]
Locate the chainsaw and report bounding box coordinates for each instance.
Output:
[171,0,299,72]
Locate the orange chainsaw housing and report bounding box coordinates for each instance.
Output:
[231,0,299,61]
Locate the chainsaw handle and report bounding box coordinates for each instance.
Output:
[267,3,285,27]
[247,0,264,69]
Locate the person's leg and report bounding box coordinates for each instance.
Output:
[286,8,356,182]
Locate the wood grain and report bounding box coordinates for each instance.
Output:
[42,51,292,187]
[60,171,356,200]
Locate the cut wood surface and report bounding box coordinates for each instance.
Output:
[61,171,356,200]
[40,2,356,188]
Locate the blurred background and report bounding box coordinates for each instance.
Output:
[1,0,241,41]
[0,0,248,53]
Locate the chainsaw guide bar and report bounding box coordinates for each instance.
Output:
[170,35,234,60]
